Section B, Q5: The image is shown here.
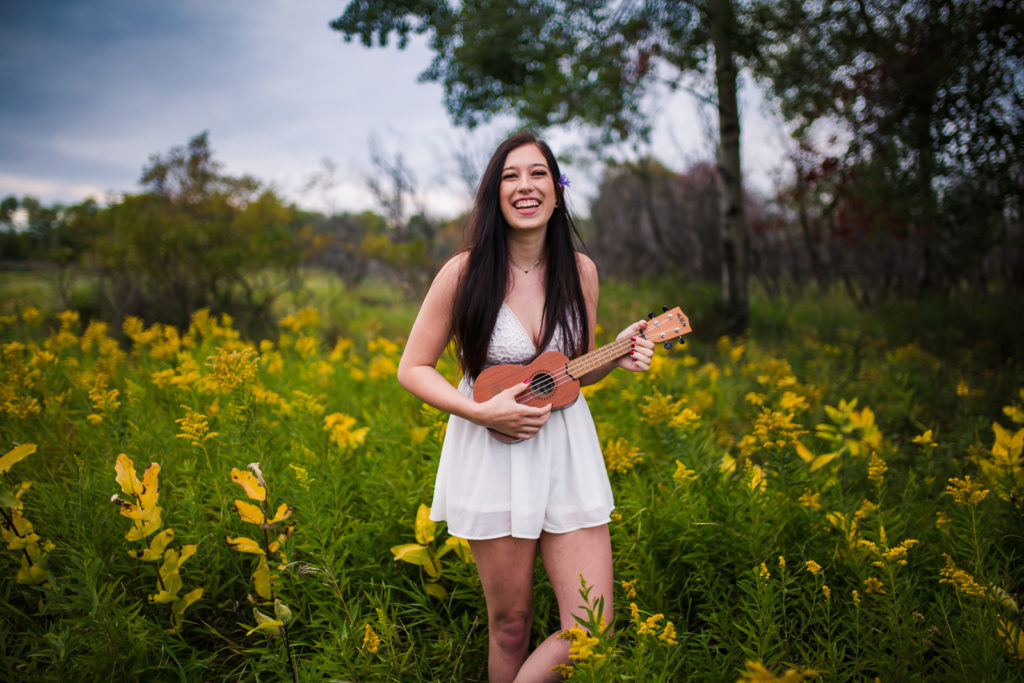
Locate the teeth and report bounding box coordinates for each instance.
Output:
[515,200,540,209]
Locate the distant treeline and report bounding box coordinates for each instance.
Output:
[2,129,1022,338]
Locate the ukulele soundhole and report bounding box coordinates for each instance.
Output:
[529,372,556,397]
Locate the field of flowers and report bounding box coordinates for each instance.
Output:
[1,276,1022,681]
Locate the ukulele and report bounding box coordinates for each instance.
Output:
[473,306,692,442]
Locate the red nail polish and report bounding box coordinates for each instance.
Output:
[630,337,636,341]
[523,378,530,384]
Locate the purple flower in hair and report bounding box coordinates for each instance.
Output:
[558,173,571,189]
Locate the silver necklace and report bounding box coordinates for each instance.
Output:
[513,256,543,274]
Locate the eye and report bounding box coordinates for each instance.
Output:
[532,170,548,177]
[502,172,517,181]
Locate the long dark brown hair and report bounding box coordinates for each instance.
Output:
[452,131,589,379]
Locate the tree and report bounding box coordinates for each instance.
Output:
[74,133,303,335]
[753,0,1024,294]
[331,0,757,332]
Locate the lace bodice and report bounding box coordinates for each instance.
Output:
[485,303,563,367]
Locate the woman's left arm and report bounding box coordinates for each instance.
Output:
[576,253,656,387]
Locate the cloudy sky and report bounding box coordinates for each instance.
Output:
[0,0,791,218]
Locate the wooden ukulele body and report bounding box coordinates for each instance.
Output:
[473,350,582,410]
[471,306,691,443]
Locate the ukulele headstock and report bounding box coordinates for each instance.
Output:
[644,306,692,348]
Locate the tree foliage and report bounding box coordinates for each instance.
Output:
[753,0,1024,293]
[332,0,755,332]
[71,132,305,334]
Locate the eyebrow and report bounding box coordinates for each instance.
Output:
[503,163,549,171]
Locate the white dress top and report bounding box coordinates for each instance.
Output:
[429,303,614,540]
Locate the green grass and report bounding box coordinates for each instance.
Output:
[1,269,1022,681]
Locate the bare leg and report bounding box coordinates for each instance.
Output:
[512,524,614,683]
[470,536,539,683]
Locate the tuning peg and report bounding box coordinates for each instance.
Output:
[662,305,669,312]
[663,341,672,349]
[648,312,656,319]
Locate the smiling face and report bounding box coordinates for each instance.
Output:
[499,143,557,232]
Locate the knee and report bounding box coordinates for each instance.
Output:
[490,610,531,654]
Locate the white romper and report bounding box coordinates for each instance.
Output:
[429,302,615,540]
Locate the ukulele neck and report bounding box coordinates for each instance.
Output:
[565,337,634,379]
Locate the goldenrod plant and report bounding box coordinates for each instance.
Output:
[390,503,473,599]
[226,462,298,681]
[110,453,202,631]
[0,443,54,587]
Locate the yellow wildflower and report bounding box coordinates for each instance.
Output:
[324,412,369,451]
[368,354,397,380]
[559,625,604,664]
[552,663,575,679]
[939,554,986,598]
[291,390,325,417]
[328,338,354,362]
[867,452,887,484]
[822,585,831,601]
[669,407,700,430]
[879,538,918,566]
[604,437,642,474]
[852,589,861,605]
[289,465,314,491]
[362,623,381,654]
[262,349,284,375]
[736,660,818,682]
[279,307,321,333]
[804,560,822,575]
[798,491,821,511]
[640,390,686,426]
[368,336,400,356]
[779,391,810,413]
[20,307,42,324]
[658,620,678,646]
[621,579,637,599]
[637,613,664,636]
[759,562,770,582]
[854,499,878,521]
[672,460,697,485]
[175,405,218,447]
[956,379,970,397]
[205,346,258,392]
[778,555,786,569]
[912,429,937,449]
[863,577,886,595]
[935,511,951,530]
[745,392,766,407]
[945,475,989,506]
[294,334,318,358]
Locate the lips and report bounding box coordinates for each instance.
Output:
[513,198,541,212]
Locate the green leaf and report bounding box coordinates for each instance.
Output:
[424,582,448,599]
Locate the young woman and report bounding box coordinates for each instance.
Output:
[397,131,655,682]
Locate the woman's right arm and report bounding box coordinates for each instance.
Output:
[397,253,551,440]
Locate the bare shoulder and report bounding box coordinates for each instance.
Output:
[430,251,470,295]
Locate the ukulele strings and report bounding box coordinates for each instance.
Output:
[514,335,637,404]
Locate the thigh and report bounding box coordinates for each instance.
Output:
[470,536,538,617]
[538,524,614,630]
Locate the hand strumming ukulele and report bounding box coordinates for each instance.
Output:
[473,306,692,442]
